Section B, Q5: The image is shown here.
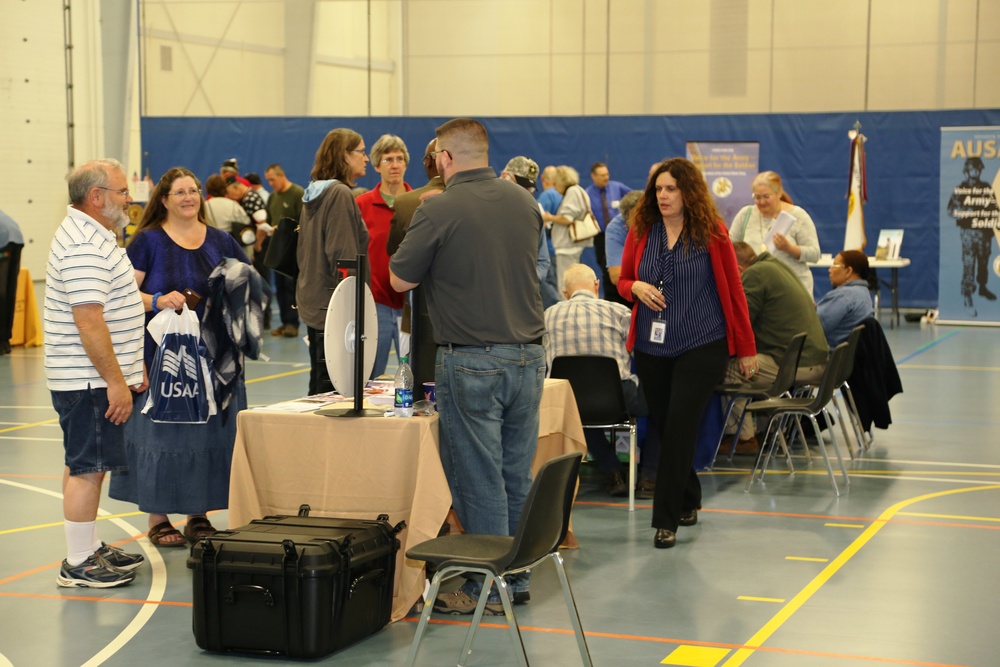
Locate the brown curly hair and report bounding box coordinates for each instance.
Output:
[132,167,206,239]
[630,158,725,250]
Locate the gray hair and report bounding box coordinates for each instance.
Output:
[553,165,580,190]
[562,263,597,292]
[66,159,124,205]
[370,134,410,167]
[619,190,643,223]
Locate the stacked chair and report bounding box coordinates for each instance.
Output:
[743,342,853,495]
[712,333,807,466]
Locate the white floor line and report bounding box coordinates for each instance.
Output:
[0,478,167,667]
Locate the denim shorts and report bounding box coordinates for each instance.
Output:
[51,386,129,475]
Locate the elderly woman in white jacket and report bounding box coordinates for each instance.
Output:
[729,171,821,297]
[542,165,594,293]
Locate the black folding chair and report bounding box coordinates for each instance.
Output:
[403,452,591,667]
[550,355,639,510]
[713,333,807,464]
[744,343,852,495]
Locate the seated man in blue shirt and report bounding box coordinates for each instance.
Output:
[816,250,875,346]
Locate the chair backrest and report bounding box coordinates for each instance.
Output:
[807,342,849,412]
[836,323,866,385]
[768,332,807,397]
[504,452,583,572]
[550,355,630,426]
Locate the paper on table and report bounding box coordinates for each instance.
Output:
[764,211,796,255]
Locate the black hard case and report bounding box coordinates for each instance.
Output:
[187,508,404,658]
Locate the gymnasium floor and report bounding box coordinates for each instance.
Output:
[1,314,998,667]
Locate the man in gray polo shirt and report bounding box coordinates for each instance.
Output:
[390,118,545,615]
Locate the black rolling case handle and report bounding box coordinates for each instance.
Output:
[224,584,275,607]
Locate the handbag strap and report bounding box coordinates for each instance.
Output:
[735,206,752,242]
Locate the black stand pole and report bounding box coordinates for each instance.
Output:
[318,254,384,418]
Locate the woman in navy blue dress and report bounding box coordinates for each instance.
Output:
[110,167,251,547]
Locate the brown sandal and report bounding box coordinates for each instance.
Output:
[183,516,218,543]
[148,521,187,548]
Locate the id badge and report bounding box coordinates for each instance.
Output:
[649,320,666,344]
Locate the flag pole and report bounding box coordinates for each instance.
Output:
[844,122,868,251]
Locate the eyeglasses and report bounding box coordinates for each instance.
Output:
[168,188,201,198]
[427,149,451,161]
[97,186,130,197]
[831,263,846,269]
[380,156,407,165]
[350,148,368,157]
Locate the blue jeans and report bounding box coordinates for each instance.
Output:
[372,303,402,378]
[436,343,545,599]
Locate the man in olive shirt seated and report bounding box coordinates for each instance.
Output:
[722,241,830,452]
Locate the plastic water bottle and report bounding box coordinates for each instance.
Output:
[394,357,414,418]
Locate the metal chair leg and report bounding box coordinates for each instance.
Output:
[628,422,636,512]
[551,552,594,667]
[405,570,447,667]
[841,382,872,450]
[830,393,858,459]
[807,415,840,496]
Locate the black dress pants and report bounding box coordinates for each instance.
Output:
[635,338,728,531]
[307,325,335,395]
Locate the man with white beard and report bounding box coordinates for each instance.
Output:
[44,159,148,588]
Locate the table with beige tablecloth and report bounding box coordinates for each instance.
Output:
[228,377,586,621]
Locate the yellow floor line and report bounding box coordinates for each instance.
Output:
[0,418,58,434]
[0,512,146,536]
[721,484,1000,667]
[784,556,828,563]
[898,511,1000,523]
[737,596,785,603]
[246,368,309,384]
[823,523,864,529]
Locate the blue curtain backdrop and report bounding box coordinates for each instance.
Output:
[141,109,1000,308]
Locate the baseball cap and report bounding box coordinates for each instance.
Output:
[222,158,239,170]
[504,156,539,191]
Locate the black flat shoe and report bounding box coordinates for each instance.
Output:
[679,509,698,526]
[653,528,676,549]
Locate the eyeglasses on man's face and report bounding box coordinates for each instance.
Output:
[168,188,201,198]
[427,149,450,161]
[97,186,130,197]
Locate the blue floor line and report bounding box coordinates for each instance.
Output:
[896,330,961,365]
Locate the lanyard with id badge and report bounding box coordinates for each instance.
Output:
[648,232,670,345]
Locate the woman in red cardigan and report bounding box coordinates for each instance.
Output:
[618,158,756,549]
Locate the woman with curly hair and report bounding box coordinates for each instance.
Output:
[618,158,756,549]
[109,167,252,547]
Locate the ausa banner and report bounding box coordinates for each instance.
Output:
[938,127,1000,325]
[686,142,759,227]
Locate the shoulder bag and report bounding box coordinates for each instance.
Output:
[567,186,601,242]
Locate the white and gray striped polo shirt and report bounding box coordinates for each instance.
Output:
[44,206,145,391]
